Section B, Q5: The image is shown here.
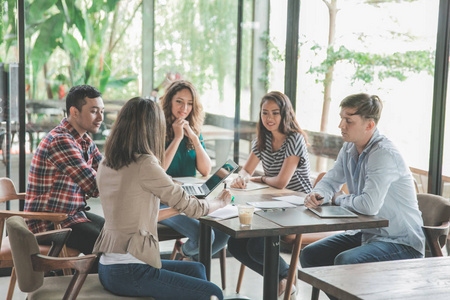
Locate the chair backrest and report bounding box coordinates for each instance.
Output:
[417,193,450,256]
[0,178,19,203]
[417,193,450,226]
[6,216,44,292]
[313,172,326,188]
[313,171,349,194]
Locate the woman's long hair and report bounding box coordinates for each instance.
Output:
[159,80,204,149]
[104,97,166,170]
[256,91,307,152]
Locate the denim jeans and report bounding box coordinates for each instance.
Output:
[300,232,423,300]
[159,204,229,261]
[227,237,290,281]
[98,260,223,300]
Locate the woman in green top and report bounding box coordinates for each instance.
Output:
[160,80,211,176]
[159,80,229,261]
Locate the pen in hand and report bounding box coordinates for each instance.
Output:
[224,182,235,205]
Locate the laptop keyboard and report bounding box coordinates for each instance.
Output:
[183,185,203,195]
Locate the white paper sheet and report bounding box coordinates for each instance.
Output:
[230,182,269,191]
[206,205,239,219]
[272,195,305,206]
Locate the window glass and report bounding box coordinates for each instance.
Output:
[155,0,239,118]
[0,1,142,182]
[295,0,438,182]
[24,0,142,101]
[154,0,253,167]
[267,0,287,93]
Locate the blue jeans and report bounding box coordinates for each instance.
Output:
[300,231,423,268]
[227,237,290,281]
[159,204,229,261]
[98,260,223,300]
[300,232,423,300]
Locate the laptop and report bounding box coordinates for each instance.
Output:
[181,159,239,198]
[308,205,358,218]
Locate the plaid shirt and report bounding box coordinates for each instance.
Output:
[25,118,103,233]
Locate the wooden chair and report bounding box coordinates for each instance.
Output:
[235,172,346,299]
[6,216,154,300]
[0,177,80,300]
[417,193,450,257]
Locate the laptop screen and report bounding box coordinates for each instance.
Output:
[204,160,238,192]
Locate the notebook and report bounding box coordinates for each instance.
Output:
[308,206,358,218]
[181,159,239,198]
[231,182,269,191]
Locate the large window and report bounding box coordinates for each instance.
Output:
[294,0,439,182]
[154,0,254,119]
[153,0,254,166]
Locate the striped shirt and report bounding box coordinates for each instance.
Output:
[252,132,312,193]
[25,118,103,233]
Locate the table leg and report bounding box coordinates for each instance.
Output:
[311,287,320,300]
[199,222,212,280]
[263,235,280,300]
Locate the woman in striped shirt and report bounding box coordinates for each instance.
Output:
[229,91,312,299]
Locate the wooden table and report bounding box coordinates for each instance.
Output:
[199,187,389,300]
[299,256,450,300]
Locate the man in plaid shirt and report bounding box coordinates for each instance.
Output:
[25,85,105,256]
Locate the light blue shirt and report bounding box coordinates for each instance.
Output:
[314,129,425,255]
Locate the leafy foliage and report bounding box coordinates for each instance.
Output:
[308,45,435,85]
[1,0,254,101]
[1,0,140,99]
[0,0,17,62]
[153,0,252,101]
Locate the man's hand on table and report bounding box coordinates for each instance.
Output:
[304,193,324,208]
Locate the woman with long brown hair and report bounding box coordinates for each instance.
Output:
[160,80,211,176]
[159,80,229,261]
[231,91,312,192]
[229,91,313,299]
[93,97,230,299]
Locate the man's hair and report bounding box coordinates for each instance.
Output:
[104,97,166,170]
[66,85,102,116]
[340,93,383,124]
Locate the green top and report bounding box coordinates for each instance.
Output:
[166,134,206,177]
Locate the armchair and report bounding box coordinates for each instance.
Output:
[417,193,450,257]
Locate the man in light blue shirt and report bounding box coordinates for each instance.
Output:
[301,93,425,277]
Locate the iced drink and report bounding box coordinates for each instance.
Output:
[238,204,254,226]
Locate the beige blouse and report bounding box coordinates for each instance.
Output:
[93,154,209,268]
